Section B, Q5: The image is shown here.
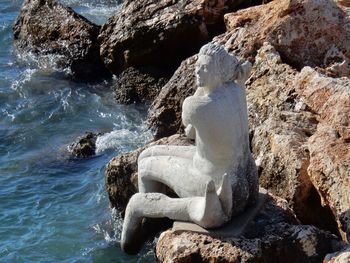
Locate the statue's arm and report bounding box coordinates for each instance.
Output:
[182,95,206,127]
[185,124,196,140]
[182,96,193,127]
[234,61,252,87]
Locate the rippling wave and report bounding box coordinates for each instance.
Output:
[0,0,155,262]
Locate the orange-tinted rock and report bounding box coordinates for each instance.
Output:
[222,0,350,75]
[156,193,341,263]
[296,67,350,140]
[295,67,350,240]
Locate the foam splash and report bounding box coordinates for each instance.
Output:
[15,51,72,76]
[59,0,121,25]
[95,127,152,154]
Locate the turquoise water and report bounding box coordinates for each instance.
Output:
[0,0,155,262]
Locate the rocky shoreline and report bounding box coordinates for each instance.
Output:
[14,0,350,262]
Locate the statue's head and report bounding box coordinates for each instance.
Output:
[196,43,250,90]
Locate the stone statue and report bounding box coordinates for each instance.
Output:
[121,43,259,254]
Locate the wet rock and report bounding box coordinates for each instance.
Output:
[70,132,99,158]
[104,134,193,210]
[148,55,197,139]
[13,0,110,81]
[222,0,350,74]
[114,67,168,104]
[156,193,341,263]
[98,0,269,75]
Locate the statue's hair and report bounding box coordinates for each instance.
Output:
[198,43,244,84]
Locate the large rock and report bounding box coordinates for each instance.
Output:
[245,44,337,232]
[13,0,109,81]
[98,0,270,75]
[148,55,197,139]
[149,0,350,138]
[104,134,193,210]
[114,67,168,104]
[156,193,342,263]
[98,0,208,74]
[223,0,350,75]
[295,67,350,240]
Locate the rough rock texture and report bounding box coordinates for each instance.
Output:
[295,68,350,240]
[13,0,109,81]
[222,0,350,75]
[98,0,270,75]
[69,132,100,158]
[104,134,193,210]
[98,0,208,74]
[245,44,338,231]
[296,67,350,141]
[156,193,341,263]
[325,244,350,263]
[114,67,168,104]
[148,56,197,139]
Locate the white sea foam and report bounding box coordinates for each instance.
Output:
[15,51,72,75]
[95,126,152,154]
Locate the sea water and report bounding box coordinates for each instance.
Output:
[0,0,155,262]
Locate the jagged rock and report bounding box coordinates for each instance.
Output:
[148,55,197,139]
[114,67,168,104]
[104,134,193,210]
[222,0,350,75]
[246,44,337,232]
[13,0,109,81]
[296,67,350,141]
[69,132,100,158]
[98,0,270,75]
[156,193,341,263]
[295,67,350,240]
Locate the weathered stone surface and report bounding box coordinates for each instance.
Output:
[148,55,197,139]
[222,0,350,75]
[246,44,337,231]
[114,67,168,104]
[104,134,193,210]
[325,244,350,263]
[296,67,350,141]
[13,0,109,81]
[309,127,350,240]
[294,67,350,240]
[156,193,341,263]
[98,0,208,74]
[69,132,100,158]
[98,0,270,75]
